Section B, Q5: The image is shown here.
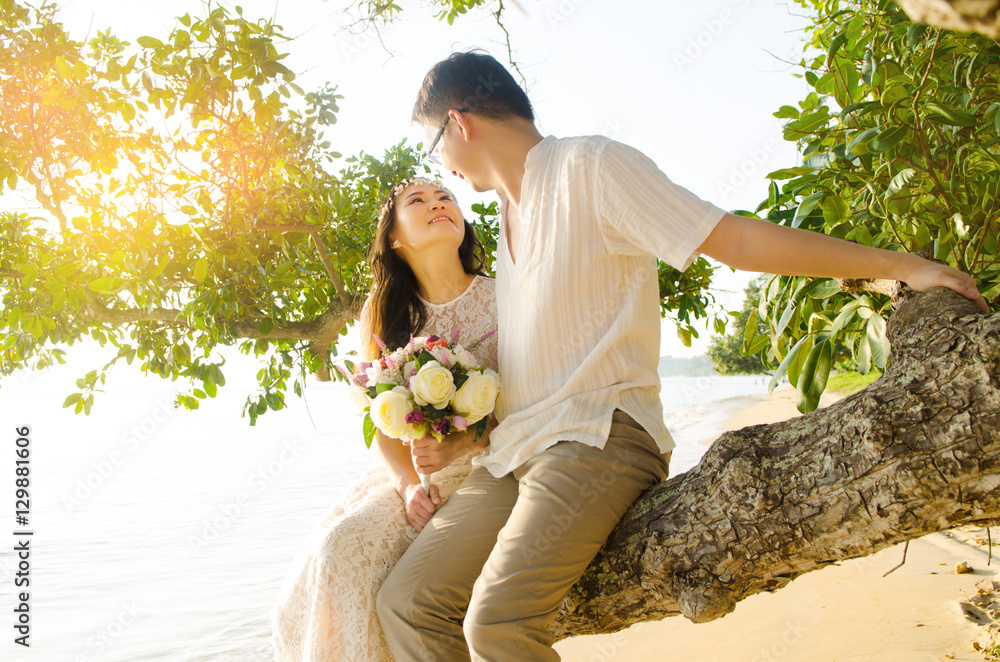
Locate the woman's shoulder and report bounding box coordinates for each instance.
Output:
[473,274,495,291]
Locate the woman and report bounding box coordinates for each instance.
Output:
[270,177,498,661]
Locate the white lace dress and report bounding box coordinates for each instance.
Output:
[271,275,498,662]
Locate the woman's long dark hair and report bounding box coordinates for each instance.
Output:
[364,177,487,360]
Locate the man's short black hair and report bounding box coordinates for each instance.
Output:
[412,50,534,126]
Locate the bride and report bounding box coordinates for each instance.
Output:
[270,177,498,661]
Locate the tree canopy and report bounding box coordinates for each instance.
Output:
[0,0,717,420]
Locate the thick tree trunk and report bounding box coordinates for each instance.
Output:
[552,288,999,639]
[898,0,1000,37]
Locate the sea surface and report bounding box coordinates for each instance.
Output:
[0,344,775,661]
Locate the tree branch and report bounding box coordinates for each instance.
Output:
[551,288,998,638]
[256,221,350,308]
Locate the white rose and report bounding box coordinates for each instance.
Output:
[366,362,395,386]
[409,360,457,409]
[451,369,500,424]
[431,346,458,367]
[370,387,413,439]
[403,361,417,381]
[454,345,481,370]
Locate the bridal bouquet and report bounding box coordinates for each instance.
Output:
[339,328,500,458]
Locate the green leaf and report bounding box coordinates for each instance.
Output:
[924,101,976,127]
[192,257,209,283]
[743,308,759,345]
[88,277,120,293]
[137,36,164,49]
[866,313,890,369]
[821,195,850,226]
[796,337,832,413]
[787,334,815,388]
[415,349,435,368]
[766,167,818,180]
[677,326,692,347]
[867,125,908,153]
[774,105,800,119]
[886,168,918,197]
[768,334,811,394]
[792,192,824,229]
[62,393,82,408]
[856,332,872,375]
[808,280,843,299]
[473,416,489,442]
[828,30,848,62]
[363,414,377,448]
[847,127,879,156]
[55,56,73,79]
[861,49,875,86]
[830,300,862,334]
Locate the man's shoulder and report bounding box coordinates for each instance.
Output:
[546,135,647,166]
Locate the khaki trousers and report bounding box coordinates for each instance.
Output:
[377,410,670,661]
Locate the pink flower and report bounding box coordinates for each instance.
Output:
[451,415,468,432]
[405,409,425,424]
[431,418,451,437]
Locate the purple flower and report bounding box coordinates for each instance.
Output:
[450,326,462,344]
[431,418,451,437]
[405,409,425,424]
[451,415,468,432]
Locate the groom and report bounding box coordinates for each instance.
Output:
[377,51,988,661]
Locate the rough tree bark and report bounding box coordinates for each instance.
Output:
[898,0,1000,37]
[552,287,998,638]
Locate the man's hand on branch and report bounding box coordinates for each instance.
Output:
[901,257,989,313]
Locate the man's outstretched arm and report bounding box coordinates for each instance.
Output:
[697,213,989,313]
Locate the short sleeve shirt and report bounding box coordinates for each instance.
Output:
[477,135,726,477]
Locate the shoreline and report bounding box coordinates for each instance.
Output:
[554,384,996,661]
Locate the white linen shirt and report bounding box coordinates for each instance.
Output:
[475,135,727,478]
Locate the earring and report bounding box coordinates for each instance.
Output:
[391,239,402,249]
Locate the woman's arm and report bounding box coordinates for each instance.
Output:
[373,430,440,532]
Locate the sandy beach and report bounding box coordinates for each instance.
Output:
[554,387,999,662]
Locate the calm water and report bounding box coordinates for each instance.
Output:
[0,345,773,661]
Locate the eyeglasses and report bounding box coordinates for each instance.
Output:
[426,107,470,165]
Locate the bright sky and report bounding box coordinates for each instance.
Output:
[50,0,812,357]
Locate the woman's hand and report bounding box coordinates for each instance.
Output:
[409,431,476,476]
[396,480,441,533]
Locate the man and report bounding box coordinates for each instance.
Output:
[378,51,988,662]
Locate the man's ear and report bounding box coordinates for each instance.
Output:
[451,109,473,142]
